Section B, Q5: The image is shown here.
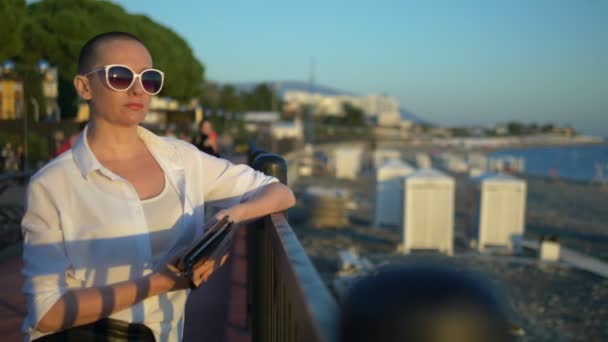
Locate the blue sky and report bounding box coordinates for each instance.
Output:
[109,0,607,136]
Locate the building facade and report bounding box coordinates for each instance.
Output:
[0,78,24,120]
[283,90,401,127]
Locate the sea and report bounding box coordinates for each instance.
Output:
[490,144,608,182]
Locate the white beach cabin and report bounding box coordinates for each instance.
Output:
[334,147,363,180]
[469,172,527,253]
[373,159,416,228]
[401,168,454,256]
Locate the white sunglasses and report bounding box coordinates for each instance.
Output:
[84,64,164,95]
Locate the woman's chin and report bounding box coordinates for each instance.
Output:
[118,110,147,126]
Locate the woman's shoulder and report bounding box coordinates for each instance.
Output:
[159,136,217,160]
[159,136,231,171]
[28,151,77,188]
[160,136,200,154]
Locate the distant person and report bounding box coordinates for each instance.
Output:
[178,131,192,143]
[164,123,177,138]
[54,121,88,157]
[217,132,235,156]
[192,119,219,157]
[503,161,513,175]
[549,164,560,183]
[2,143,17,172]
[16,145,25,171]
[340,262,518,342]
[21,31,295,341]
[592,162,607,186]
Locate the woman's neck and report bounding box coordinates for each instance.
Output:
[87,120,143,161]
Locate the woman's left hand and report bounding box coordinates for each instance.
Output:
[212,183,295,225]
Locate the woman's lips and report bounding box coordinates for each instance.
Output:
[125,103,144,110]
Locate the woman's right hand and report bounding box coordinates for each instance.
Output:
[187,253,231,288]
[154,250,231,291]
[154,263,191,291]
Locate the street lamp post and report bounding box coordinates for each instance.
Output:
[25,97,39,173]
[31,96,39,122]
[308,57,315,145]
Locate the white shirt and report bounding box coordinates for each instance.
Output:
[141,174,184,259]
[21,125,278,341]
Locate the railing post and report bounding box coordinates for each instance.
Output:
[249,151,287,342]
[251,153,288,185]
[248,145,268,166]
[248,151,338,342]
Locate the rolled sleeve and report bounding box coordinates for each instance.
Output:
[21,181,69,333]
[203,155,278,209]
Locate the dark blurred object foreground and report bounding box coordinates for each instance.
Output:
[340,262,517,342]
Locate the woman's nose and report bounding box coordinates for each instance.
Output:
[128,76,145,95]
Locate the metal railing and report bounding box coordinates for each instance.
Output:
[248,151,339,342]
[0,172,30,250]
[0,171,31,189]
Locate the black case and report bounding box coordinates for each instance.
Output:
[175,216,233,277]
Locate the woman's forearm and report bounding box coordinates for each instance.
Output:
[236,183,295,222]
[37,271,176,333]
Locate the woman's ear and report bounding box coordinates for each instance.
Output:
[73,75,92,101]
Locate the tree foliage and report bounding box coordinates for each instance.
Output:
[507,121,524,135]
[242,84,276,111]
[13,0,204,117]
[342,102,366,126]
[0,0,26,61]
[219,84,239,114]
[541,123,554,132]
[200,81,222,112]
[201,82,280,116]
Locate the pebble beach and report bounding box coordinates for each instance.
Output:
[289,167,608,342]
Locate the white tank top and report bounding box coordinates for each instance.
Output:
[141,174,184,259]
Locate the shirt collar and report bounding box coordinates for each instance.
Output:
[72,124,183,180]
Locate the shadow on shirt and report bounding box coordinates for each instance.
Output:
[21,191,266,339]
